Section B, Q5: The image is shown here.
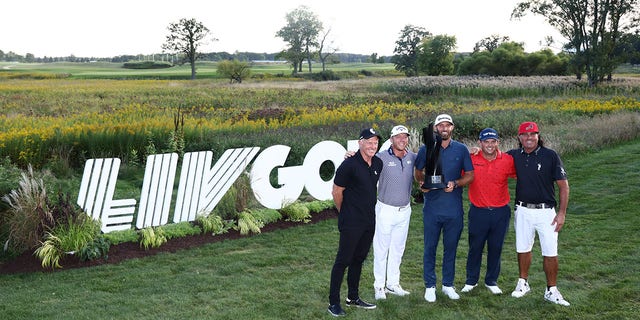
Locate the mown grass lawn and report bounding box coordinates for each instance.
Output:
[0,137,638,319]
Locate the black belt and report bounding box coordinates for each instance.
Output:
[517,201,553,209]
[472,204,508,210]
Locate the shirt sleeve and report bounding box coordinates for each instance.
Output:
[334,159,352,187]
[552,151,568,180]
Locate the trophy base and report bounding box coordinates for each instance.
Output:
[422,175,446,190]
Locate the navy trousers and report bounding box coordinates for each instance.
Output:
[465,204,511,286]
[423,211,464,288]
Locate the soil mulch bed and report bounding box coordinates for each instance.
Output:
[0,209,337,275]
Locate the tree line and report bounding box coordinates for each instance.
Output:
[3,1,639,85]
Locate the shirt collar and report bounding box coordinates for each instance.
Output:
[520,146,541,155]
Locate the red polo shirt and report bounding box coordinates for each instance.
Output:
[468,150,516,207]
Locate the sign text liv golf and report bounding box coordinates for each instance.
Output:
[77,139,370,233]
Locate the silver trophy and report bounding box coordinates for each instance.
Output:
[421,123,446,189]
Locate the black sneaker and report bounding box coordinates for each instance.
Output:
[345,298,376,309]
[327,304,346,317]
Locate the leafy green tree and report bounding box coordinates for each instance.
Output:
[615,32,640,65]
[417,35,457,75]
[491,42,527,75]
[512,0,640,86]
[25,53,35,63]
[162,18,215,80]
[474,35,511,53]
[369,53,379,63]
[216,59,251,83]
[457,42,568,76]
[276,6,323,74]
[392,25,431,76]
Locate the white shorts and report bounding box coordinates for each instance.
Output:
[514,205,558,257]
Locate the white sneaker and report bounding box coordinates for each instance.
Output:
[485,284,503,295]
[511,278,530,298]
[374,286,386,300]
[385,284,410,296]
[461,284,477,293]
[442,286,460,300]
[544,286,570,306]
[424,287,436,302]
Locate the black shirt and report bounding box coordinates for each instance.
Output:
[508,146,567,208]
[333,150,383,231]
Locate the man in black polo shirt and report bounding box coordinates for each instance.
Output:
[507,121,570,306]
[328,128,383,317]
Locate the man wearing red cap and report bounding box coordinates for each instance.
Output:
[507,121,571,306]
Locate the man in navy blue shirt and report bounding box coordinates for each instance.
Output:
[328,128,383,317]
[507,121,570,306]
[414,114,474,302]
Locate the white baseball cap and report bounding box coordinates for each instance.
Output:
[390,125,410,137]
[434,114,454,126]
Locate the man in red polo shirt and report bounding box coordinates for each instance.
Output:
[461,128,516,295]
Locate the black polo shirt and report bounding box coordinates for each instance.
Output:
[508,146,567,208]
[333,150,383,231]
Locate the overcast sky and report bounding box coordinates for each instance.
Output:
[1,0,563,58]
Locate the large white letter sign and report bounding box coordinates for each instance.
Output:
[77,158,137,233]
[250,145,305,209]
[77,139,367,233]
[136,153,179,229]
[173,148,260,223]
[251,141,347,209]
[302,141,346,201]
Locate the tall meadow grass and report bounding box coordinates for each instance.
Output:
[1,76,639,171]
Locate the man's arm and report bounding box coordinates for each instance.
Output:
[455,170,474,188]
[446,170,474,192]
[414,168,425,187]
[332,184,345,213]
[553,179,569,232]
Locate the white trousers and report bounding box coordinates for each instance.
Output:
[373,201,412,288]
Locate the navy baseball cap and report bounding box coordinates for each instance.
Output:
[359,128,381,140]
[479,128,499,141]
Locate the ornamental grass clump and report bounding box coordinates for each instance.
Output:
[1,165,52,253]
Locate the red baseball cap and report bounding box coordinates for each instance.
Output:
[518,121,539,134]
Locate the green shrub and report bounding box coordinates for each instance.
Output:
[280,202,311,223]
[103,228,139,245]
[251,208,282,225]
[234,172,255,213]
[301,70,340,81]
[305,200,335,213]
[0,158,26,212]
[34,232,63,269]
[52,216,101,254]
[78,236,110,262]
[122,61,173,69]
[237,210,262,235]
[139,227,167,250]
[160,221,202,239]
[211,185,238,220]
[196,213,235,235]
